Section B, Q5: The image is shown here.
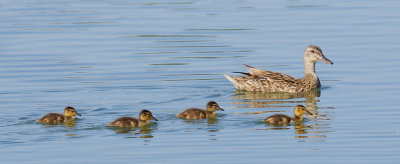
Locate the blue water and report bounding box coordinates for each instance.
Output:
[1,0,400,163]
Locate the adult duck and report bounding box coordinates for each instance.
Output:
[224,45,333,92]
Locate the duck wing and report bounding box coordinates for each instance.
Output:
[244,64,297,81]
[225,65,302,92]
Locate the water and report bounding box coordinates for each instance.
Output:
[1,0,400,163]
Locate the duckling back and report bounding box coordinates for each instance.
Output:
[36,113,65,124]
[106,116,140,127]
[176,108,208,119]
[262,114,292,124]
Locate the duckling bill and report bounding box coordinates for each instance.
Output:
[36,106,81,124]
[176,101,224,119]
[106,109,158,127]
[262,105,311,124]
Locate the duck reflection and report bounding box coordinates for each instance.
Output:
[64,119,77,127]
[294,122,327,142]
[181,117,222,140]
[110,123,157,139]
[232,88,320,118]
[232,88,331,142]
[182,117,219,125]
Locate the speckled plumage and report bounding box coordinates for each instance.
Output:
[107,109,157,127]
[36,106,81,124]
[225,45,333,92]
[176,101,224,119]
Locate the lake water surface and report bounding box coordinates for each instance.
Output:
[1,0,400,163]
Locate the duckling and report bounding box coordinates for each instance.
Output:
[106,109,158,127]
[176,101,224,119]
[224,45,333,92]
[36,106,81,124]
[262,105,312,124]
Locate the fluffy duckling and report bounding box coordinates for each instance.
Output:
[106,109,158,127]
[262,105,311,124]
[176,101,224,119]
[36,106,81,124]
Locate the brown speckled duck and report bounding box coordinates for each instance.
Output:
[224,45,333,92]
[262,105,311,124]
[106,109,158,127]
[176,101,224,119]
[36,106,81,124]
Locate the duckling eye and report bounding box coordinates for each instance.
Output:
[310,50,315,53]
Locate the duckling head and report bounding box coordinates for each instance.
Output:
[139,109,158,121]
[64,106,81,117]
[206,101,224,112]
[304,45,333,65]
[294,105,312,117]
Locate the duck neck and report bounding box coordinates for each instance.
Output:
[293,115,303,121]
[64,115,75,120]
[139,119,150,126]
[303,58,320,87]
[304,57,317,75]
[206,110,216,118]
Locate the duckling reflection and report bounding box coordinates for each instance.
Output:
[262,105,312,125]
[36,106,81,125]
[176,101,224,119]
[182,117,219,125]
[107,109,158,127]
[114,124,156,137]
[64,119,78,127]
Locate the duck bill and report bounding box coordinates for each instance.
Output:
[305,110,313,115]
[151,115,158,121]
[218,107,225,111]
[76,112,81,116]
[319,53,333,65]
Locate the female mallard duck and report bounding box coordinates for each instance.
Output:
[36,106,81,124]
[176,101,224,119]
[106,109,158,127]
[262,105,312,124]
[224,45,333,92]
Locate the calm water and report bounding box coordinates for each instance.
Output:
[1,0,400,163]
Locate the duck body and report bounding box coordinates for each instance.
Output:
[176,101,224,119]
[263,114,302,124]
[106,116,142,127]
[107,109,158,127]
[262,105,311,124]
[176,108,212,119]
[36,106,81,124]
[224,45,333,93]
[36,113,67,124]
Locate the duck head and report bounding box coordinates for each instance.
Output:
[294,105,312,117]
[206,101,224,112]
[304,45,333,65]
[64,106,81,117]
[139,109,158,121]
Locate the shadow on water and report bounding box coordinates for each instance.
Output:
[231,88,331,142]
